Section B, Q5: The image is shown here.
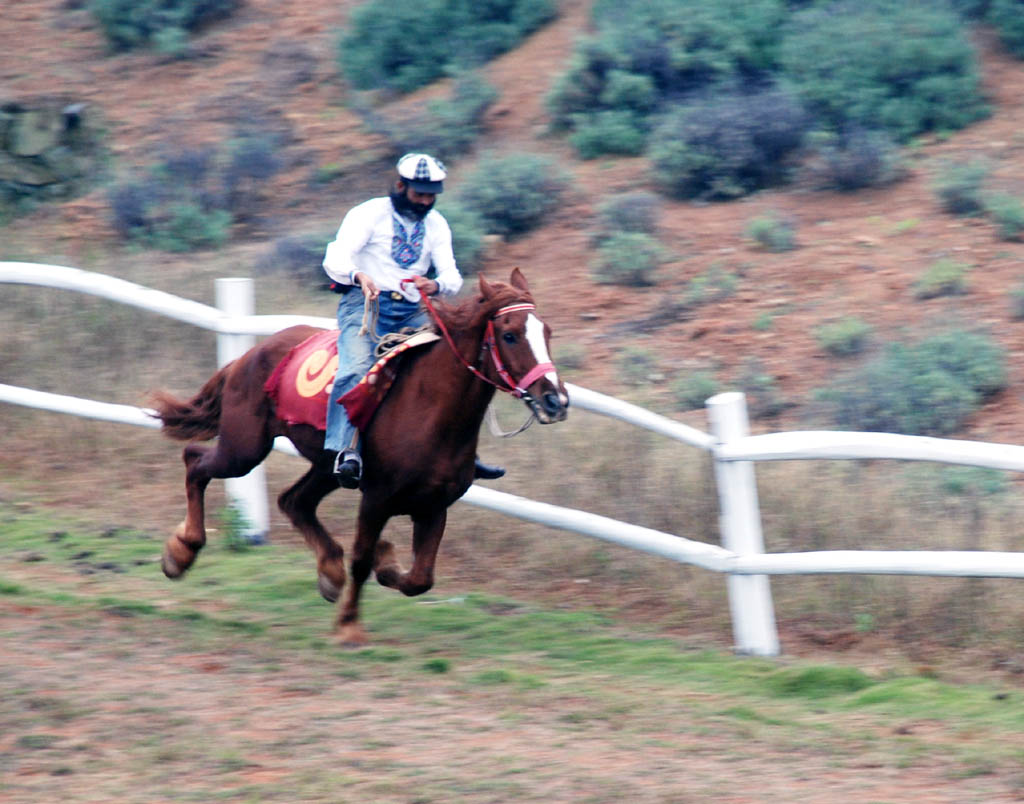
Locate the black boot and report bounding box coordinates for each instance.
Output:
[474,456,505,480]
[333,449,362,489]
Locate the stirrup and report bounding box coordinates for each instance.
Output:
[333,450,362,489]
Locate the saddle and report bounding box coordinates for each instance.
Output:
[264,329,439,432]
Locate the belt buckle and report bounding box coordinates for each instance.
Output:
[389,291,403,301]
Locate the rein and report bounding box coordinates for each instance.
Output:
[403,278,554,400]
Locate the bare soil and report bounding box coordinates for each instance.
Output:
[4,3,1024,801]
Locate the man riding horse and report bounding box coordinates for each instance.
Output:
[321,152,505,488]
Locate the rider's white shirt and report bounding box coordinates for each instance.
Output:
[322,197,463,301]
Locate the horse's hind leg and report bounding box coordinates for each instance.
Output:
[277,467,346,603]
[374,508,447,597]
[163,431,272,579]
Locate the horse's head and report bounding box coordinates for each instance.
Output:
[478,268,569,424]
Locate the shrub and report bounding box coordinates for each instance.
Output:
[437,200,488,275]
[455,153,567,236]
[779,1,988,142]
[107,139,282,251]
[820,330,1006,436]
[684,265,738,306]
[568,110,649,159]
[590,232,666,286]
[912,259,970,300]
[933,159,990,216]
[736,358,788,419]
[594,192,661,239]
[547,0,789,157]
[988,0,1024,57]
[150,202,231,251]
[358,72,498,162]
[672,370,720,410]
[339,0,556,94]
[816,317,872,357]
[89,0,240,52]
[804,128,905,191]
[649,87,810,200]
[255,234,334,286]
[554,342,586,371]
[986,194,1024,241]
[617,346,657,385]
[1009,281,1024,320]
[745,213,797,252]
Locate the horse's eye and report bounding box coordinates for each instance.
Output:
[502,332,517,345]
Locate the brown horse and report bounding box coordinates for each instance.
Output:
[149,269,568,644]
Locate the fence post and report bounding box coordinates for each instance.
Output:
[707,392,779,656]
[215,277,269,544]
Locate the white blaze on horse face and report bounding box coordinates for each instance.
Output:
[524,313,566,403]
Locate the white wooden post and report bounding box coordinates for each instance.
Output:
[216,277,269,544]
[707,392,780,656]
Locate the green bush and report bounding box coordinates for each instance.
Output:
[568,110,649,159]
[1009,281,1024,320]
[437,200,488,275]
[820,330,1007,436]
[913,259,971,300]
[804,128,905,191]
[151,203,231,251]
[358,72,498,162]
[986,194,1024,241]
[649,88,809,200]
[455,153,567,236]
[672,370,720,410]
[256,234,333,287]
[933,159,990,216]
[988,0,1024,57]
[745,213,797,252]
[590,232,666,286]
[108,138,282,251]
[736,358,789,419]
[617,346,657,385]
[339,0,556,94]
[816,317,872,357]
[779,1,988,142]
[594,192,661,240]
[547,0,788,158]
[89,0,240,52]
[684,265,738,306]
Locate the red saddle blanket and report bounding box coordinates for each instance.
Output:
[264,329,439,432]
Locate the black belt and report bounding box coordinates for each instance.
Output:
[383,291,413,302]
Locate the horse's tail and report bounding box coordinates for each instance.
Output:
[147,366,228,441]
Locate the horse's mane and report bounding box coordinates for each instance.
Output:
[430,281,534,333]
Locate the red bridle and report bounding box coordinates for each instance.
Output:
[408,281,555,399]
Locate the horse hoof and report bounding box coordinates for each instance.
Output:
[337,623,368,647]
[317,573,341,603]
[161,552,184,579]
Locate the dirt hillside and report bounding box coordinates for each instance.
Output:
[3,0,1024,447]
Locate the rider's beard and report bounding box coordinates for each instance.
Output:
[390,188,434,220]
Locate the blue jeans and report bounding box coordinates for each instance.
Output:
[324,289,428,454]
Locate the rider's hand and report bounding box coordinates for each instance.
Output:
[354,272,379,301]
[411,275,438,298]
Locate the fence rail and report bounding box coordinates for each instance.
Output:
[5,262,1024,657]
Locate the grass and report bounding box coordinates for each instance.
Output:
[4,503,1024,801]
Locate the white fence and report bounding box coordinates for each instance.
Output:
[5,262,1024,657]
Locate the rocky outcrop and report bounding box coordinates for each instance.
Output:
[0,99,104,206]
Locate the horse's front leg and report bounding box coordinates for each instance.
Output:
[336,501,389,646]
[374,507,447,597]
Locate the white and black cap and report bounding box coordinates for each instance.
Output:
[396,153,446,194]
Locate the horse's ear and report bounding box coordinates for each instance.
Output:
[478,273,495,301]
[510,267,529,291]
